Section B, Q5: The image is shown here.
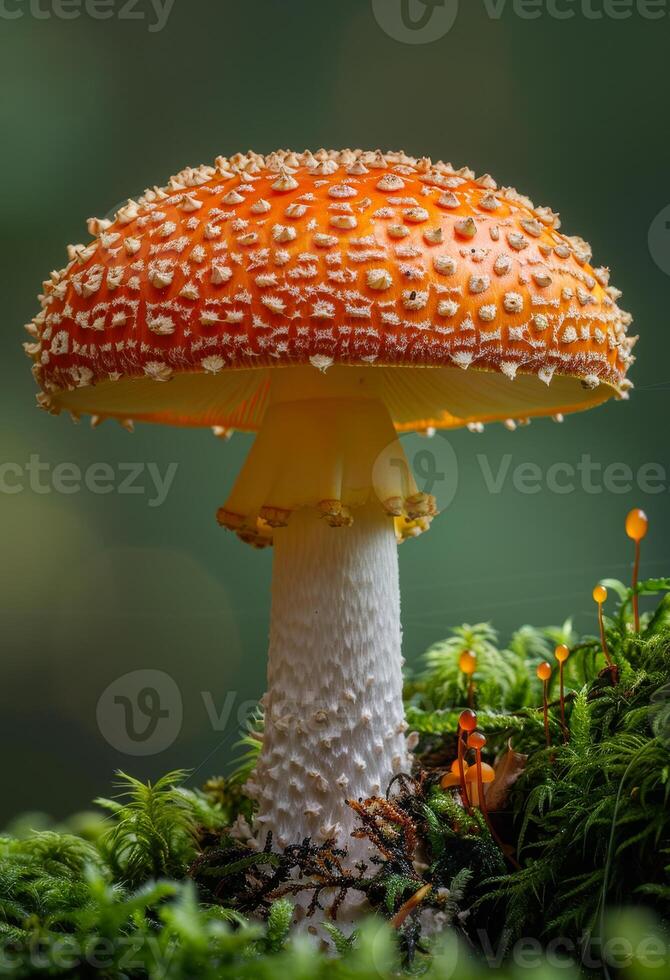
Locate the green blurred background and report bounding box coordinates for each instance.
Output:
[1,0,668,823]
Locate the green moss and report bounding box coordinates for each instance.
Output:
[1,578,669,977]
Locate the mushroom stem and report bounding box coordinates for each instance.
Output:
[473,747,485,810]
[219,367,435,545]
[245,503,409,857]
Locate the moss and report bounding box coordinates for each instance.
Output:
[1,578,669,977]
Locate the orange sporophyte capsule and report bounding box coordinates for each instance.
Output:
[593,584,607,605]
[467,730,486,751]
[625,508,648,542]
[459,709,477,732]
[554,644,569,664]
[459,650,477,675]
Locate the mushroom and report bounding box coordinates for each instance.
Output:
[440,758,469,791]
[24,149,634,857]
[464,757,495,809]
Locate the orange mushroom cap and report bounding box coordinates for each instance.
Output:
[26,149,634,432]
[536,661,552,681]
[440,770,464,789]
[465,762,495,783]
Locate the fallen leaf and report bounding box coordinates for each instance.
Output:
[486,740,527,811]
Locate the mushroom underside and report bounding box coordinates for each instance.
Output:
[51,363,615,432]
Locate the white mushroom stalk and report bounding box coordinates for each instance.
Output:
[219,366,436,852]
[246,503,408,854]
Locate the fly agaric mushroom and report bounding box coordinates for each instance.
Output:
[24,149,634,856]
